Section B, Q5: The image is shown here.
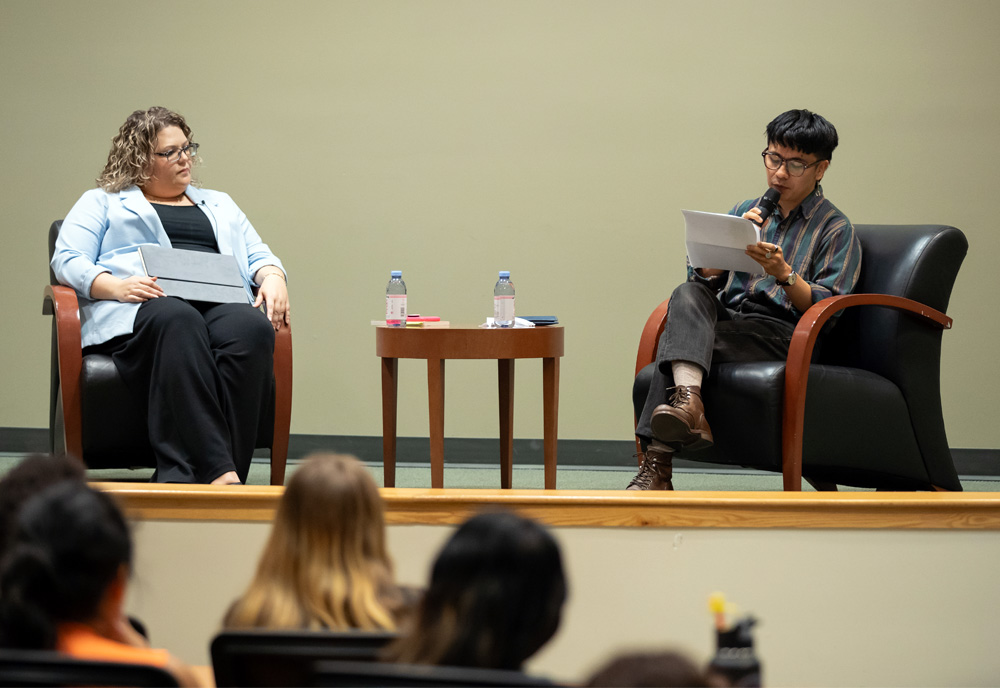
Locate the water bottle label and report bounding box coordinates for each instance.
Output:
[494,295,514,323]
[386,295,407,323]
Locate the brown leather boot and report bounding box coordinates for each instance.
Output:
[650,385,714,450]
[626,441,674,490]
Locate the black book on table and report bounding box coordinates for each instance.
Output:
[521,316,559,326]
[138,245,247,304]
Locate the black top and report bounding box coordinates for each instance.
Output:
[152,203,219,253]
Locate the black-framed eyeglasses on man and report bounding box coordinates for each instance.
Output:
[154,142,199,164]
[761,150,824,177]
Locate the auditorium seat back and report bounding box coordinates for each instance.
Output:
[210,629,399,687]
[311,659,560,687]
[0,648,178,687]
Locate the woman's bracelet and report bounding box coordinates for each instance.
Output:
[259,271,286,284]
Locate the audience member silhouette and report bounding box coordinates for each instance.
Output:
[386,510,567,672]
[586,650,719,687]
[0,453,85,558]
[0,481,202,686]
[224,453,416,630]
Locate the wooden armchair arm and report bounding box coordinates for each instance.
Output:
[635,298,671,377]
[633,298,671,457]
[42,285,84,461]
[270,323,293,485]
[780,293,952,490]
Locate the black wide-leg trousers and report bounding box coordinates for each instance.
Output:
[87,297,274,483]
[635,281,796,442]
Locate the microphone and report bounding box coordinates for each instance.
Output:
[753,188,781,226]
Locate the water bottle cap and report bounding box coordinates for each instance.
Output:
[391,270,402,278]
[499,271,510,278]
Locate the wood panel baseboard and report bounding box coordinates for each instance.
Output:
[95,483,1000,530]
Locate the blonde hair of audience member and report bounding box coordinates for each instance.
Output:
[224,453,402,630]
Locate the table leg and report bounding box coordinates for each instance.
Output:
[498,358,515,489]
[542,356,560,489]
[380,357,398,488]
[427,358,445,488]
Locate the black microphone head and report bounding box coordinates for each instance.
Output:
[756,188,781,223]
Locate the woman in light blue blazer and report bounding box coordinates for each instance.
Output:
[52,107,290,485]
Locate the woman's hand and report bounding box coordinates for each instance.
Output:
[253,270,290,331]
[91,273,164,303]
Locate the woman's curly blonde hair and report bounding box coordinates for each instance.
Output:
[96,107,196,193]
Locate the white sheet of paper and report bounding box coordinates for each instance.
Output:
[682,209,763,275]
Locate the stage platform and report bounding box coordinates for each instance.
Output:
[104,483,1000,686]
[100,482,1000,530]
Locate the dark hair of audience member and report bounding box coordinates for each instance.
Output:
[0,453,85,558]
[386,510,567,671]
[0,481,130,649]
[586,650,717,687]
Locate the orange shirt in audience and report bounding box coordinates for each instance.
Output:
[56,622,172,668]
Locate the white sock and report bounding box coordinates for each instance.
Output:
[671,360,703,389]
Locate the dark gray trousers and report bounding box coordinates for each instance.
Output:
[635,281,795,442]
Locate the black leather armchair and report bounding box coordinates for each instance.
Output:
[633,224,967,491]
[43,220,292,485]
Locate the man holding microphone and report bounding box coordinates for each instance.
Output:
[628,109,862,490]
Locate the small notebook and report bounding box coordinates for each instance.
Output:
[138,245,247,304]
[520,316,559,326]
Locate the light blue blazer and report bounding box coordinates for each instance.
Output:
[52,185,285,348]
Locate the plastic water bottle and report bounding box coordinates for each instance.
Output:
[385,270,407,327]
[493,271,515,327]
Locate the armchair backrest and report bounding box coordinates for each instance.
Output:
[822,224,967,370]
[856,224,967,310]
[48,220,62,286]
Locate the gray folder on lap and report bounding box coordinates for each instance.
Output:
[138,245,248,304]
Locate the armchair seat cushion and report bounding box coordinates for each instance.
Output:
[78,352,277,470]
[689,361,786,470]
[638,359,933,489]
[80,353,155,467]
[704,363,926,486]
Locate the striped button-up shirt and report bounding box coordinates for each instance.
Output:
[688,184,862,323]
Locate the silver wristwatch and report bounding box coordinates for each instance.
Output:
[776,271,797,287]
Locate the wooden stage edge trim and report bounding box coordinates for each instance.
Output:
[93,483,1000,530]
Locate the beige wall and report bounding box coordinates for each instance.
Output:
[127,518,1000,686]
[3,0,998,448]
